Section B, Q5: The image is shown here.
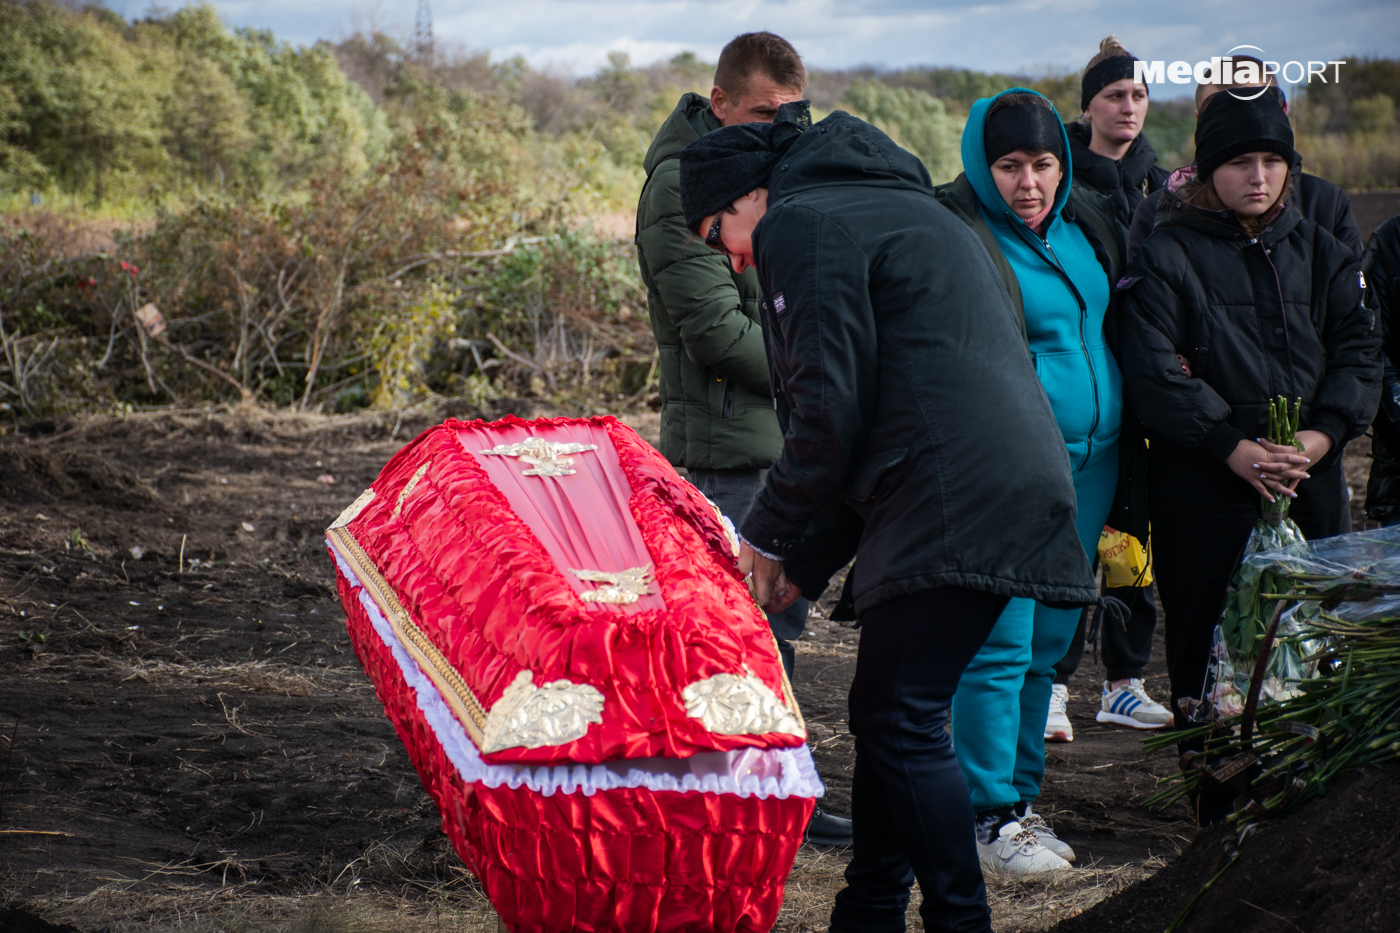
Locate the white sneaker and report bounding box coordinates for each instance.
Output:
[977,821,1071,878]
[1096,679,1172,730]
[1045,683,1073,742]
[1016,806,1076,863]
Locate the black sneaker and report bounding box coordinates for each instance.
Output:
[805,807,853,846]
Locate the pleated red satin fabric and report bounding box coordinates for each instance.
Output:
[328,416,814,932]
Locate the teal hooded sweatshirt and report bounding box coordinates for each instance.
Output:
[962,88,1122,470]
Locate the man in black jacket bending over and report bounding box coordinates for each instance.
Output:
[679,104,1097,933]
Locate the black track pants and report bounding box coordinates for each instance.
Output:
[831,586,1009,933]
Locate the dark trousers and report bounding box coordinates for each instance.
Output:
[1148,445,1346,726]
[687,468,809,679]
[832,586,1009,933]
[1053,581,1158,684]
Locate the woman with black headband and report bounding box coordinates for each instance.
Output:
[932,87,1125,877]
[1116,91,1379,820]
[1070,36,1168,230]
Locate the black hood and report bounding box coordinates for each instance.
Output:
[765,111,934,203]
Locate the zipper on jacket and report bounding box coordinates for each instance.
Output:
[1254,237,1295,401]
[721,378,735,419]
[1012,219,1101,471]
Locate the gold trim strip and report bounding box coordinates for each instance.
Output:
[392,464,430,520]
[771,631,808,735]
[328,526,489,745]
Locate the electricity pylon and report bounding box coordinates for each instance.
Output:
[415,0,433,62]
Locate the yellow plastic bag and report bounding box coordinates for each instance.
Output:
[1099,526,1152,588]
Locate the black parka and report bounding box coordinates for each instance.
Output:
[737,112,1097,613]
[1363,215,1400,519]
[1066,123,1169,232]
[1129,168,1363,262]
[1117,187,1379,473]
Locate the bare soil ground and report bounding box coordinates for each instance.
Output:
[0,405,1376,932]
[1050,767,1400,933]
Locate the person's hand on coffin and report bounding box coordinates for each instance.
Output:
[738,541,804,614]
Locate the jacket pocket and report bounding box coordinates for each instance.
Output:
[843,449,908,503]
[722,379,735,419]
[1033,349,1098,448]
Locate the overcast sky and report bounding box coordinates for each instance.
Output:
[184,0,1399,98]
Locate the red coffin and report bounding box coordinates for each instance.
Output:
[326,415,820,932]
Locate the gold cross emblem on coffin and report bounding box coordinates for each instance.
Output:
[570,566,654,604]
[479,437,599,476]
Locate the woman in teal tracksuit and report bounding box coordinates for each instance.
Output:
[934,87,1125,876]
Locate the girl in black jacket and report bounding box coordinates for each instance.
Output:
[1117,92,1380,731]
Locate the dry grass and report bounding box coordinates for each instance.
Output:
[986,857,1167,932]
[15,839,504,933]
[14,838,1165,933]
[97,657,346,697]
[29,889,499,933]
[774,843,1165,932]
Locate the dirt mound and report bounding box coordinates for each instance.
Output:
[0,448,160,509]
[1050,767,1400,933]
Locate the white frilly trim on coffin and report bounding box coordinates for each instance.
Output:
[332,547,825,800]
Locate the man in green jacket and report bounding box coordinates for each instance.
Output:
[636,32,851,847]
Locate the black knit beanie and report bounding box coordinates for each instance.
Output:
[984,102,1065,165]
[678,100,811,231]
[1194,91,1296,179]
[1081,55,1144,112]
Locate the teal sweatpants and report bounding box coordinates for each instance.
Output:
[952,447,1118,811]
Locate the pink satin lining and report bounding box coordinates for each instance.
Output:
[456,423,666,613]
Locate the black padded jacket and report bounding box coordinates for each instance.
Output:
[1128,168,1363,263]
[1117,188,1379,475]
[734,112,1097,614]
[1066,123,1169,232]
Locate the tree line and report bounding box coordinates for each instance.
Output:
[0,2,1396,422]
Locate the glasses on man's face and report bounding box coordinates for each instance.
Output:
[705,213,729,255]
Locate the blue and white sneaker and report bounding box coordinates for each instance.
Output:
[1096,678,1171,730]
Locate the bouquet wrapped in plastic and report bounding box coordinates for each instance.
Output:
[1192,398,1315,723]
[325,416,820,933]
[1149,525,1400,817]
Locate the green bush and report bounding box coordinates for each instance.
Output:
[0,3,388,203]
[842,80,964,183]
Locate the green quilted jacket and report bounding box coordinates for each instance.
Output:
[635,93,783,470]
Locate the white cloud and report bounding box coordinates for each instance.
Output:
[197,0,1399,99]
